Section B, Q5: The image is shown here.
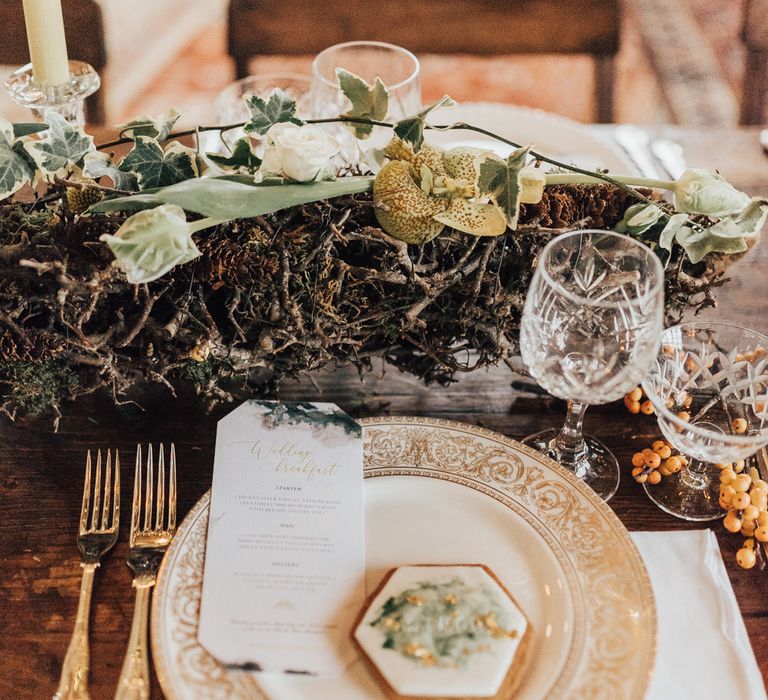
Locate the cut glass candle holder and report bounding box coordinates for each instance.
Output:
[4,60,100,127]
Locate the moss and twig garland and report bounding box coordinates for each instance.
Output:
[0,71,763,420]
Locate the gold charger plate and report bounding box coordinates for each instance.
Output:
[152,417,656,699]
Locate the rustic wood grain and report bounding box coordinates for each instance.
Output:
[1,127,768,698]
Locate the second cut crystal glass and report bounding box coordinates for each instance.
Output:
[642,322,768,520]
[520,230,665,501]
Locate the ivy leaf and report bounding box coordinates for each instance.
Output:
[118,137,200,190]
[337,69,389,139]
[675,197,768,263]
[83,151,139,191]
[393,117,424,152]
[12,122,48,138]
[244,89,303,136]
[0,118,36,201]
[658,213,689,251]
[206,137,262,173]
[615,202,665,236]
[394,95,455,152]
[91,175,374,218]
[476,145,531,229]
[117,109,181,141]
[23,110,94,180]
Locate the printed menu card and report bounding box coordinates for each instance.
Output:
[198,401,365,676]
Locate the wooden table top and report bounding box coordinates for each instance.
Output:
[2,125,768,698]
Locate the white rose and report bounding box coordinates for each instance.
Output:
[261,123,340,182]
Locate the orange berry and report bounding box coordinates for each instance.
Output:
[627,401,641,415]
[631,452,645,468]
[732,418,748,434]
[640,400,654,415]
[732,492,751,510]
[647,470,662,485]
[724,513,743,533]
[628,387,643,402]
[737,547,757,569]
[665,455,683,473]
[743,504,760,521]
[644,452,661,469]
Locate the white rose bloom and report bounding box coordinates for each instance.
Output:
[261,123,341,182]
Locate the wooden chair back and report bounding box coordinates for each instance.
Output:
[741,0,768,124]
[0,0,107,124]
[227,0,621,121]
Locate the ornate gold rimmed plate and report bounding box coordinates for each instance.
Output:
[151,417,656,699]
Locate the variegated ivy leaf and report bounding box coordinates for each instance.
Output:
[337,69,388,139]
[244,89,303,136]
[615,202,665,236]
[83,151,139,191]
[117,108,181,141]
[118,137,201,191]
[476,145,531,229]
[0,117,36,201]
[23,110,94,181]
[12,122,48,138]
[394,95,456,152]
[675,197,768,263]
[206,137,262,173]
[658,213,689,251]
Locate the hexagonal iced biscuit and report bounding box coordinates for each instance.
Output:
[354,564,531,699]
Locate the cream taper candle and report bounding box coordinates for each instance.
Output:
[22,0,70,86]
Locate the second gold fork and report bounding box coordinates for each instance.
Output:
[115,444,176,700]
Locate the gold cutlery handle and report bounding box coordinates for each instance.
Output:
[54,562,97,700]
[114,579,154,700]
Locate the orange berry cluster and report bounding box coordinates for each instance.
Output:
[630,440,688,485]
[719,462,768,570]
[622,386,654,415]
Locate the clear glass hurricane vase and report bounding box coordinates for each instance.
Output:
[520,230,665,501]
[309,41,421,163]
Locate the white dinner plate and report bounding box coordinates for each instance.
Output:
[425,102,635,173]
[152,417,655,699]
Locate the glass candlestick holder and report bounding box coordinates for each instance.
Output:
[4,60,100,127]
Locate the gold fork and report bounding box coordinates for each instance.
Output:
[115,444,176,700]
[55,449,120,700]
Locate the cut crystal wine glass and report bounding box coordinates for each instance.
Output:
[642,322,768,520]
[520,230,665,501]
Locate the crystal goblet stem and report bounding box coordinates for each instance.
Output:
[553,401,588,468]
[524,400,620,500]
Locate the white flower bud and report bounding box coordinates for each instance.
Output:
[100,204,201,283]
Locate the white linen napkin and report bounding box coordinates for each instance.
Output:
[631,530,766,699]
